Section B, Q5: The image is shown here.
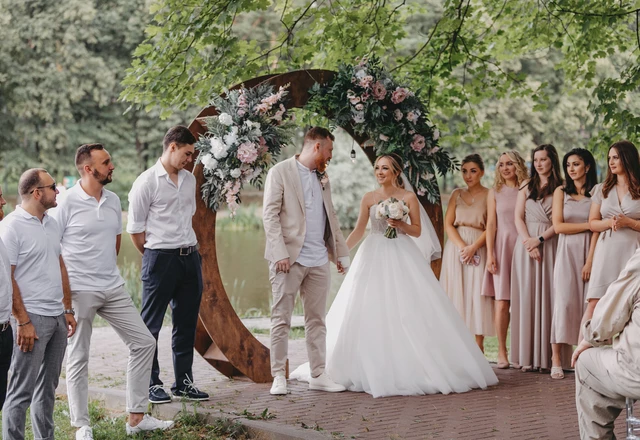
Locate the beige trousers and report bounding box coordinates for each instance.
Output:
[66,285,156,427]
[269,262,330,378]
[575,347,640,440]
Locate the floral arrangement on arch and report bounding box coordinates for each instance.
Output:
[306,56,458,202]
[195,83,296,216]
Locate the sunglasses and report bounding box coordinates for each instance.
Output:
[30,183,57,194]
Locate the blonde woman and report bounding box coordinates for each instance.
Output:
[441,154,494,352]
[482,150,528,369]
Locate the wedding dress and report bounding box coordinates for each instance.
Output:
[290,180,498,397]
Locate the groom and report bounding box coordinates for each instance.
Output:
[263,127,350,395]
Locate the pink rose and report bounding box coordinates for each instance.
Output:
[237,142,259,164]
[406,111,419,123]
[355,103,364,111]
[391,87,409,104]
[394,109,403,121]
[411,134,426,152]
[372,81,387,100]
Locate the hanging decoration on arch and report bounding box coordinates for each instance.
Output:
[305,56,458,203]
[194,83,296,217]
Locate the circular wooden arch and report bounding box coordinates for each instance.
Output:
[187,70,444,383]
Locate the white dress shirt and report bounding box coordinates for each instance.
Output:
[295,160,328,267]
[0,206,63,316]
[0,237,12,322]
[49,182,125,291]
[126,159,198,249]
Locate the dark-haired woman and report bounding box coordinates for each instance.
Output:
[441,154,494,352]
[549,148,598,379]
[510,144,562,372]
[585,140,640,322]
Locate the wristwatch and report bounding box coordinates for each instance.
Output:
[63,309,75,316]
[538,236,545,243]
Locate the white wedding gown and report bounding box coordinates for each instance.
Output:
[290,204,499,398]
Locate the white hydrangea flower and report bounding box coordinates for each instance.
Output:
[210,137,229,159]
[218,112,233,126]
[201,154,218,170]
[230,168,242,178]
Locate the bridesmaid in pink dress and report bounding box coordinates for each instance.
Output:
[510,144,563,372]
[583,141,640,324]
[549,148,599,379]
[482,151,528,368]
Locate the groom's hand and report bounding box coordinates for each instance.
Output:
[276,258,291,274]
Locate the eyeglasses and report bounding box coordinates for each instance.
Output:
[29,183,57,194]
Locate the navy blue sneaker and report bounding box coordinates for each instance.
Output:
[149,385,172,404]
[172,375,210,401]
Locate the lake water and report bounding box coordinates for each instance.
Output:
[117,228,358,317]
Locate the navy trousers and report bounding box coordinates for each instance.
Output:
[140,249,203,391]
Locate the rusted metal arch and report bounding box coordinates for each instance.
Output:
[187,69,444,383]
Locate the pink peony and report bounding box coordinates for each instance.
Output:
[391,87,409,104]
[237,142,259,164]
[411,134,426,152]
[372,81,387,100]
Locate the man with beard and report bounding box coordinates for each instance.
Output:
[0,186,11,408]
[50,144,173,439]
[1,168,77,440]
[127,126,209,403]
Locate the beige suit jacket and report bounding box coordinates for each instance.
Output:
[263,156,349,264]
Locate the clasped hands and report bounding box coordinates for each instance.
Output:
[522,236,542,262]
[612,214,636,231]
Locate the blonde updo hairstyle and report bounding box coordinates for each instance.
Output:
[494,150,528,191]
[374,153,405,188]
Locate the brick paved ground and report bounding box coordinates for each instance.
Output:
[64,325,633,439]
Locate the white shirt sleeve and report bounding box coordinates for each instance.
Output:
[47,204,68,240]
[0,223,19,266]
[127,177,151,234]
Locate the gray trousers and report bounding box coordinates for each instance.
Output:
[269,262,330,378]
[575,347,640,440]
[2,313,67,440]
[66,285,155,427]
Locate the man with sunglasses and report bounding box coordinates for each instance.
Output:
[50,144,174,439]
[0,185,11,409]
[127,126,209,403]
[0,168,77,440]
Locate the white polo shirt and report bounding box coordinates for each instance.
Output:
[49,182,125,291]
[0,207,64,317]
[0,237,12,322]
[295,160,328,267]
[126,159,198,249]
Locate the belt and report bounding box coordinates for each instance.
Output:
[0,321,9,332]
[155,244,199,256]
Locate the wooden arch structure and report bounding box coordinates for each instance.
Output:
[186,70,444,383]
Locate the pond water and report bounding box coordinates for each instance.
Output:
[117,228,359,317]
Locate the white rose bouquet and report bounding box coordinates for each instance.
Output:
[375,197,409,239]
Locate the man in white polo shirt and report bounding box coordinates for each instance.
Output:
[0,168,76,440]
[127,126,208,403]
[50,144,174,439]
[0,185,12,409]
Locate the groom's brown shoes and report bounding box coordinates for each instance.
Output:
[309,373,346,392]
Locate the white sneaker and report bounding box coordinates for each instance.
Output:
[126,414,174,435]
[76,426,93,440]
[270,375,287,395]
[309,373,346,392]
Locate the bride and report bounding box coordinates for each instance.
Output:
[290,154,498,397]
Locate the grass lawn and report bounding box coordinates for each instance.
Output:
[0,395,250,440]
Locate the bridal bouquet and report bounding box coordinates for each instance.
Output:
[375,198,409,239]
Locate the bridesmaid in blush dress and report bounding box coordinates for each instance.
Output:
[510,144,563,372]
[583,140,640,324]
[549,148,599,379]
[441,154,494,352]
[482,150,528,369]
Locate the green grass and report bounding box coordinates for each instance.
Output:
[215,204,262,231]
[0,396,250,439]
[482,331,510,363]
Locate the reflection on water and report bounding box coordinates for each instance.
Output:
[117,228,358,317]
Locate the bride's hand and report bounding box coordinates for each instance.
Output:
[387,218,403,230]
